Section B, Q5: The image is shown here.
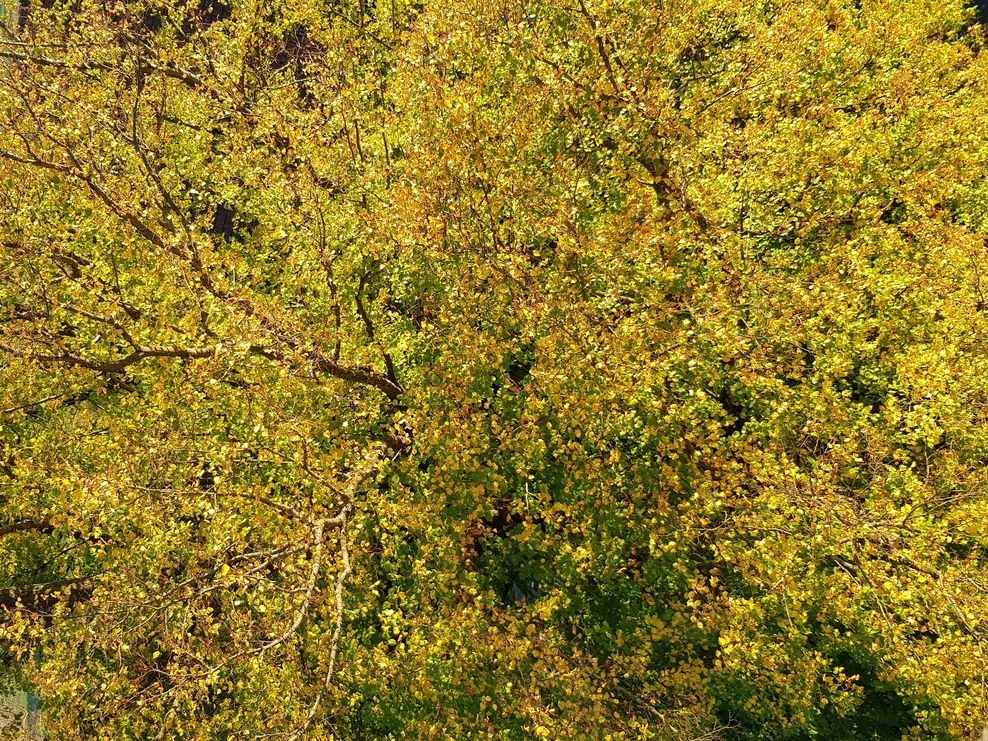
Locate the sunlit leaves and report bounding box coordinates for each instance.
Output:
[2,0,988,739]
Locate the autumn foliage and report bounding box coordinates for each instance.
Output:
[2,0,988,738]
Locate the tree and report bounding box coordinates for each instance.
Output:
[2,0,988,738]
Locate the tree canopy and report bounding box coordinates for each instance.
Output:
[2,0,988,739]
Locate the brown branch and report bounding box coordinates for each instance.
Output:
[4,144,402,400]
[2,394,64,415]
[375,432,409,452]
[325,7,394,49]
[0,47,207,90]
[0,149,70,171]
[0,49,112,75]
[128,60,196,249]
[0,147,174,263]
[1,343,216,373]
[356,273,399,386]
[3,338,402,398]
[311,352,403,400]
[74,170,170,251]
[145,61,208,90]
[256,497,305,522]
[0,575,95,612]
[0,519,53,537]
[57,302,136,345]
[576,0,621,97]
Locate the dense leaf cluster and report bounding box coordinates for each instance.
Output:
[2,0,988,739]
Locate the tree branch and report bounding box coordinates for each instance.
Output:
[356,273,399,387]
[0,48,208,90]
[0,519,54,537]
[1,394,64,415]
[260,519,326,652]
[311,352,403,400]
[288,444,383,738]
[1,343,216,373]
[0,575,95,612]
[289,516,353,740]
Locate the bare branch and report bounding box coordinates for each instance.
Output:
[260,519,326,652]
[311,352,403,400]
[287,444,383,738]
[290,517,353,740]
